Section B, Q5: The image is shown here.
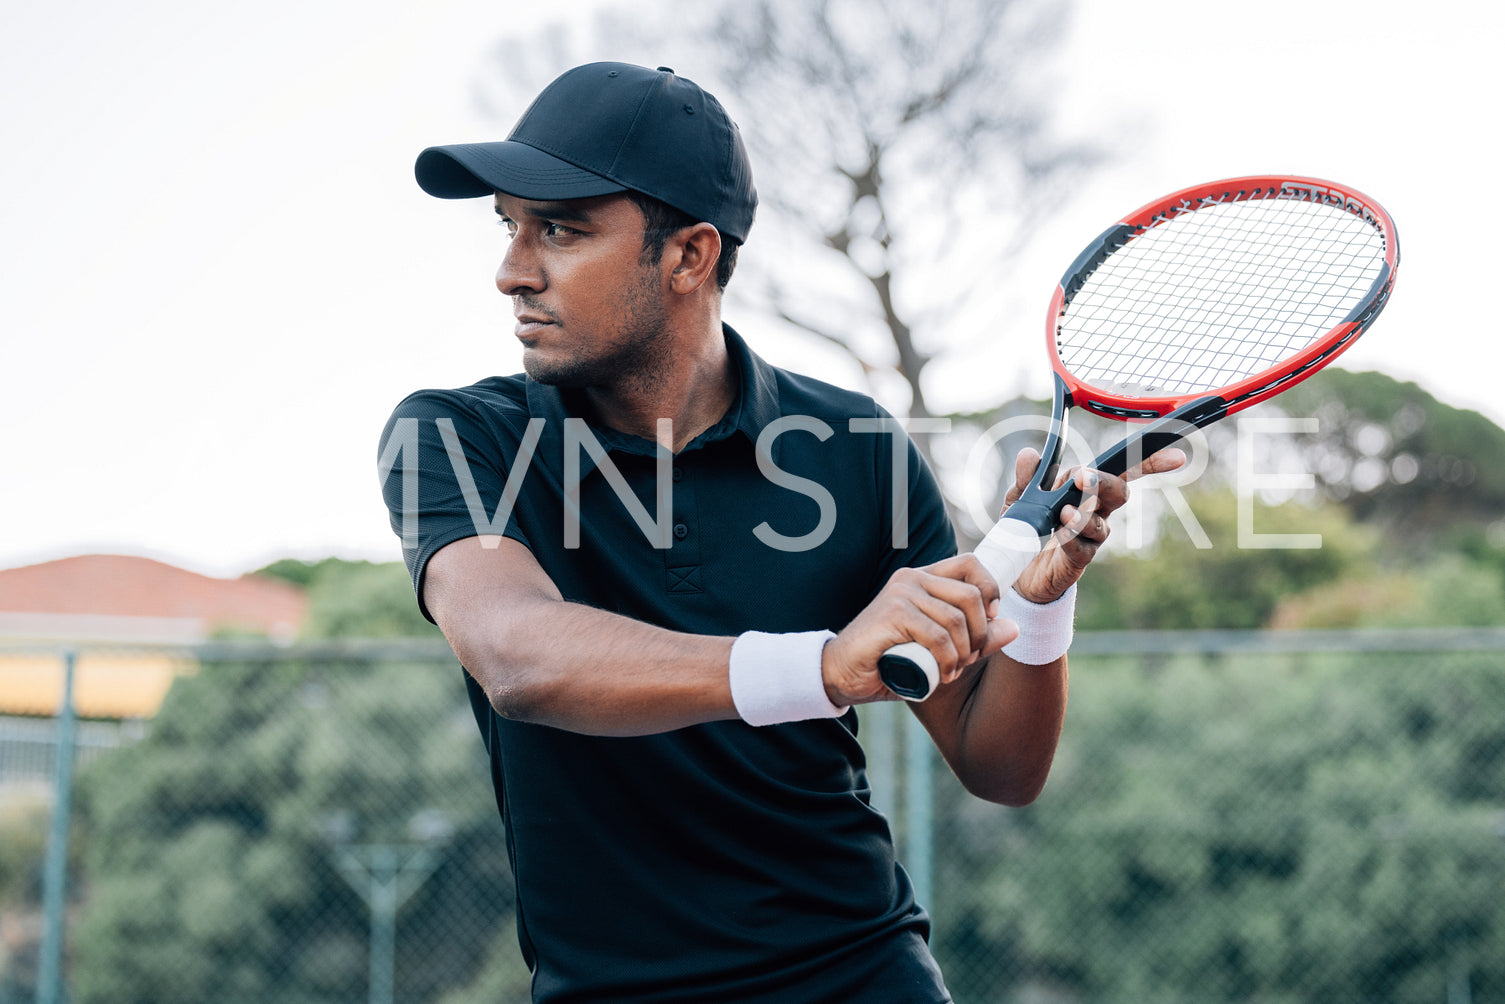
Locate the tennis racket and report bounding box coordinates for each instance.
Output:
[879,175,1400,700]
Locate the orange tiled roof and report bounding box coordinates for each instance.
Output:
[0,554,305,640]
[0,554,308,718]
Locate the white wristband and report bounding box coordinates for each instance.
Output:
[728,630,847,726]
[1000,584,1077,665]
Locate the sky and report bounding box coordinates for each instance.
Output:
[2,0,1500,578]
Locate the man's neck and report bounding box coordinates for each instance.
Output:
[583,324,736,453]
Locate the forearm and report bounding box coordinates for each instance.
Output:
[442,594,737,737]
[917,652,1068,806]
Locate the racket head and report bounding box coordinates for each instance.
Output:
[1048,175,1400,422]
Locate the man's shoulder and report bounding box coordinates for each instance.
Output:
[767,364,888,423]
[387,374,531,423]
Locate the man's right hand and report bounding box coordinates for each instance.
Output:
[820,555,1020,706]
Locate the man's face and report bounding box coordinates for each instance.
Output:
[493,192,669,390]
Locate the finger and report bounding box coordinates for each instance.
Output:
[881,561,997,679]
[1004,448,1042,507]
[1061,503,1109,546]
[910,574,996,666]
[1067,466,1099,494]
[1072,467,1131,518]
[881,599,977,689]
[1123,446,1188,482]
[984,615,1020,656]
[923,553,1003,611]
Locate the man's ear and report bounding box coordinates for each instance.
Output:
[666,223,722,294]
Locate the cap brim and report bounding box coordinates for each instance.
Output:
[415,141,628,201]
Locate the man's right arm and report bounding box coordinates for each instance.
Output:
[426,534,1016,738]
[425,534,740,737]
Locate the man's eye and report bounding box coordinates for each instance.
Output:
[544,223,576,238]
[496,219,517,237]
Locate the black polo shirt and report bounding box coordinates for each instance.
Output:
[380,326,957,1003]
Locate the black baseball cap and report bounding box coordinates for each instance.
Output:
[415,62,758,244]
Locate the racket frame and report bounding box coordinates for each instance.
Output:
[1049,176,1399,424]
[876,174,1399,701]
[1007,376,1229,539]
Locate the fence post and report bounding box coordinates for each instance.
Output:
[904,713,934,910]
[864,701,897,818]
[37,648,79,1004]
[331,841,445,1004]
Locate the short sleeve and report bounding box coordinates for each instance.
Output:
[376,387,533,621]
[868,406,958,589]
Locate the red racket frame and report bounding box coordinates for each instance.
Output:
[1046,175,1401,423]
[876,174,1400,701]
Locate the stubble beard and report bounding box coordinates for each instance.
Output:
[521,268,672,395]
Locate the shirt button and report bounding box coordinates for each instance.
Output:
[673,522,689,540]
[672,466,684,482]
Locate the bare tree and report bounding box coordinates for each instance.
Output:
[699,0,1094,421]
[478,0,1099,536]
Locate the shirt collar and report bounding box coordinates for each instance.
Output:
[523,323,783,480]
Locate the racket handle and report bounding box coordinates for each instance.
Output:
[877,518,1044,701]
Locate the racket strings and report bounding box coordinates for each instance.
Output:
[1058,196,1387,396]
[1092,208,1367,386]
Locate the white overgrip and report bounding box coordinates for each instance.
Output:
[876,514,1046,702]
[972,516,1045,592]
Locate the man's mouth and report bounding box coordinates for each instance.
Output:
[514,313,556,340]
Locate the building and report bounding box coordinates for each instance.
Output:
[0,554,306,719]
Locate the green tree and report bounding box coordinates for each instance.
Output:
[932,650,1505,1002]
[1075,491,1373,630]
[69,561,528,1003]
[1272,552,1505,630]
[1272,368,1505,547]
[255,558,440,640]
[254,556,344,589]
[0,793,51,999]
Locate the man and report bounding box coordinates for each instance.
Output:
[381,62,1179,1003]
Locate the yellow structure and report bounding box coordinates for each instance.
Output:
[0,555,304,719]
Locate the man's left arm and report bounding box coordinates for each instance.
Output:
[910,447,1185,807]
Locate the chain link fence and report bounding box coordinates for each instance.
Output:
[3,631,1504,1003]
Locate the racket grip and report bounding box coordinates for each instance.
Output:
[877,518,1044,702]
[972,517,1045,588]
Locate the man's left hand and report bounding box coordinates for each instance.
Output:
[1006,447,1187,604]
